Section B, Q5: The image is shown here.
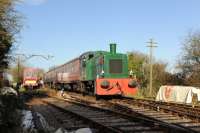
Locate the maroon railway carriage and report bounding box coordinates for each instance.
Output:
[44,57,81,90]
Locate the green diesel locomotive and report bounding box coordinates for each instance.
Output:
[44,44,138,97]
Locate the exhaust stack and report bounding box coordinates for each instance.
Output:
[110,43,117,54]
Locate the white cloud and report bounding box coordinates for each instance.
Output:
[20,0,48,6]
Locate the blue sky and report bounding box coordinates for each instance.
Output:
[15,0,200,72]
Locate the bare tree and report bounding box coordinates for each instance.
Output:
[178,31,200,86]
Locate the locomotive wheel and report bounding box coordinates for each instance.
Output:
[95,94,101,100]
[72,84,78,91]
[64,84,72,91]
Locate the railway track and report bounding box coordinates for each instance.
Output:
[42,96,195,133]
[141,98,200,117]
[54,91,200,132]
[110,98,200,132]
[27,98,95,132]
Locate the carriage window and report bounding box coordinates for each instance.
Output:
[109,59,123,73]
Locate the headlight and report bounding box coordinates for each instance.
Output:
[101,70,105,77]
[129,70,133,76]
[128,80,138,88]
[100,80,110,89]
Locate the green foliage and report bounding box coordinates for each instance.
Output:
[128,51,171,98]
[0,22,12,70]
[128,51,148,88]
[19,86,26,92]
[0,92,22,132]
[9,63,25,83]
[0,0,22,70]
[0,0,22,86]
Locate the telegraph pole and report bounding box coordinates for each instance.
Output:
[17,55,20,83]
[146,39,157,96]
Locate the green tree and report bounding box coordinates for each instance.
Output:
[128,51,170,98]
[0,0,21,87]
[151,62,168,95]
[9,63,25,83]
[0,0,21,70]
[128,51,148,88]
